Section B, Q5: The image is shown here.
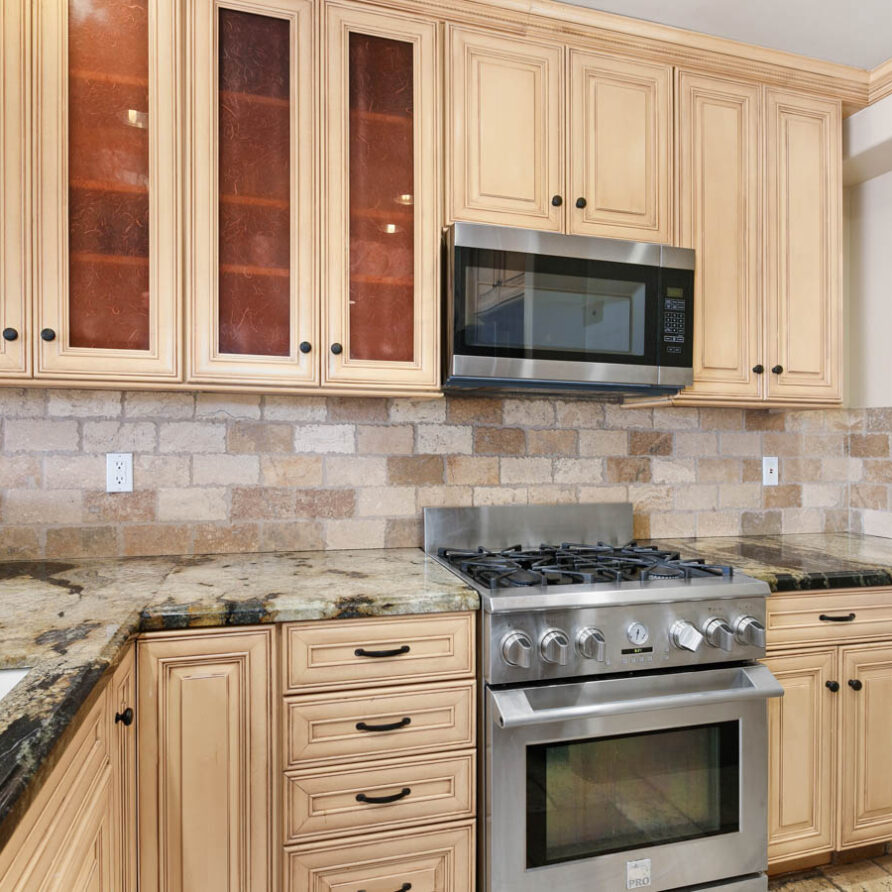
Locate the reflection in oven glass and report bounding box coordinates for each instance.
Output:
[526,722,739,867]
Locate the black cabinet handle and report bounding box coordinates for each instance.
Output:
[551,195,563,207]
[826,680,840,693]
[356,717,411,733]
[849,679,863,691]
[115,707,134,726]
[356,787,411,805]
[299,341,311,354]
[2,328,18,341]
[40,328,56,342]
[354,645,410,659]
[752,364,764,374]
[358,884,411,892]
[575,197,587,209]
[819,613,856,622]
[771,364,783,374]
[331,343,343,355]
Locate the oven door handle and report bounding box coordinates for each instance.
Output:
[490,664,783,729]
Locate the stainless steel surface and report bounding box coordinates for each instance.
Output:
[702,878,768,892]
[448,353,693,389]
[449,221,694,270]
[736,615,767,648]
[704,617,736,651]
[575,626,606,662]
[500,631,532,669]
[423,502,634,555]
[671,618,705,652]
[539,629,570,665]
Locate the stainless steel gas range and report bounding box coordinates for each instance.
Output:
[425,503,783,892]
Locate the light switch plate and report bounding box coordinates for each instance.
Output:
[762,456,779,486]
[106,453,133,493]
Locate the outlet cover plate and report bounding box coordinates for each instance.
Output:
[106,453,133,493]
[762,456,779,487]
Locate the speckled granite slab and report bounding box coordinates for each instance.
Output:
[0,548,477,844]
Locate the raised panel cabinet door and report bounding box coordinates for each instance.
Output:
[110,643,137,891]
[568,51,671,242]
[187,0,316,386]
[34,0,179,380]
[764,88,842,402]
[137,629,274,892]
[0,0,29,376]
[763,649,837,864]
[677,72,762,401]
[449,27,563,231]
[839,643,892,847]
[323,4,439,389]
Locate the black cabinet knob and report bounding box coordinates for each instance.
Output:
[2,328,18,342]
[752,364,764,374]
[551,195,563,207]
[115,707,134,726]
[40,328,56,342]
[331,343,343,355]
[771,364,783,374]
[826,680,840,692]
[299,341,311,354]
[848,679,863,691]
[575,197,587,209]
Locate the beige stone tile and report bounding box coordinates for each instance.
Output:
[866,408,892,431]
[446,397,502,425]
[763,431,803,457]
[649,511,696,538]
[697,458,740,483]
[822,860,892,891]
[193,523,261,554]
[851,433,890,458]
[2,489,82,524]
[862,508,892,538]
[765,484,802,508]
[604,405,652,429]
[45,525,118,559]
[388,398,446,423]
[801,483,846,509]
[527,429,578,456]
[294,424,356,454]
[822,457,852,481]
[824,509,849,532]
[652,406,700,430]
[193,454,260,486]
[472,485,528,506]
[742,510,782,534]
[782,507,825,533]
[767,873,837,891]
[416,424,473,454]
[783,458,824,481]
[195,393,261,420]
[446,456,499,486]
[695,511,741,536]
[674,484,718,511]
[630,431,673,456]
[259,520,324,552]
[553,457,603,485]
[416,485,473,509]
[500,457,552,484]
[579,429,628,457]
[157,487,227,522]
[44,455,105,490]
[746,409,786,431]
[718,482,761,509]
[124,392,194,419]
[0,388,46,417]
[122,523,192,557]
[555,400,605,428]
[0,527,41,559]
[4,419,79,452]
[627,483,673,512]
[135,455,191,488]
[503,398,555,427]
[227,421,294,454]
[742,458,763,482]
[384,517,423,548]
[261,395,327,422]
[47,390,122,418]
[357,425,413,455]
[785,409,830,431]
[863,459,892,484]
[474,427,525,455]
[230,487,296,520]
[0,455,41,488]
[606,457,652,483]
[84,490,155,522]
[719,431,762,455]
[651,458,696,484]
[527,484,577,504]
[327,397,389,422]
[802,432,847,457]
[699,407,744,430]
[356,486,415,517]
[82,421,156,452]
[578,484,628,503]
[387,455,444,485]
[323,456,383,487]
[159,421,225,454]
[851,484,887,510]
[324,518,386,549]
[295,488,357,519]
[633,514,650,539]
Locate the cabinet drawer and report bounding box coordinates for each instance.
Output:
[285,680,476,769]
[767,589,892,647]
[285,750,475,843]
[282,613,474,694]
[286,820,474,892]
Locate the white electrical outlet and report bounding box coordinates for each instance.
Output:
[762,456,779,487]
[106,453,133,493]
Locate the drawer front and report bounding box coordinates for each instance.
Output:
[285,680,476,769]
[767,588,892,647]
[283,613,475,694]
[285,750,475,843]
[286,821,474,892]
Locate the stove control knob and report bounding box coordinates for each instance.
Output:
[540,629,571,665]
[576,627,606,662]
[670,620,704,653]
[735,615,766,649]
[703,617,735,651]
[501,631,533,669]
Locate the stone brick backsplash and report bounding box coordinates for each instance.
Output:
[0,388,883,560]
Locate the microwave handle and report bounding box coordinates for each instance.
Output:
[490,663,783,730]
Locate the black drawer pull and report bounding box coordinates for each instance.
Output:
[354,645,410,659]
[819,613,856,622]
[356,717,411,733]
[826,680,840,692]
[115,707,134,726]
[356,787,411,805]
[849,679,863,691]
[358,884,411,892]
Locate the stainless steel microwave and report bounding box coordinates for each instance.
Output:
[443,223,695,398]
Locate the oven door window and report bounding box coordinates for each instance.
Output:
[454,248,660,364]
[526,721,740,868]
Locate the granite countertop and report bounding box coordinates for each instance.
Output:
[0,548,477,843]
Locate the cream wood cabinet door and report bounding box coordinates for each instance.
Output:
[568,51,671,242]
[34,0,180,381]
[0,0,29,377]
[137,628,274,892]
[839,642,892,847]
[323,3,440,390]
[676,71,762,402]
[449,27,563,231]
[764,649,837,864]
[187,0,316,387]
[764,88,842,403]
[110,643,138,891]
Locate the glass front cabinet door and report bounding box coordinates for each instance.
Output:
[188,0,316,386]
[322,3,439,390]
[35,0,180,380]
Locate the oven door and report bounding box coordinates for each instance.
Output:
[484,664,782,892]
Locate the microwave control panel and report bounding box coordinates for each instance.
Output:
[661,290,687,354]
[656,271,694,367]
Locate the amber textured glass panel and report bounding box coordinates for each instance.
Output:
[68,0,150,350]
[348,34,415,363]
[218,9,291,357]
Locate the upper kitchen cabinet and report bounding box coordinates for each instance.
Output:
[322,3,440,390]
[34,0,180,381]
[568,50,672,242]
[764,88,842,403]
[187,0,316,387]
[1,0,29,378]
[448,27,563,231]
[676,71,762,402]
